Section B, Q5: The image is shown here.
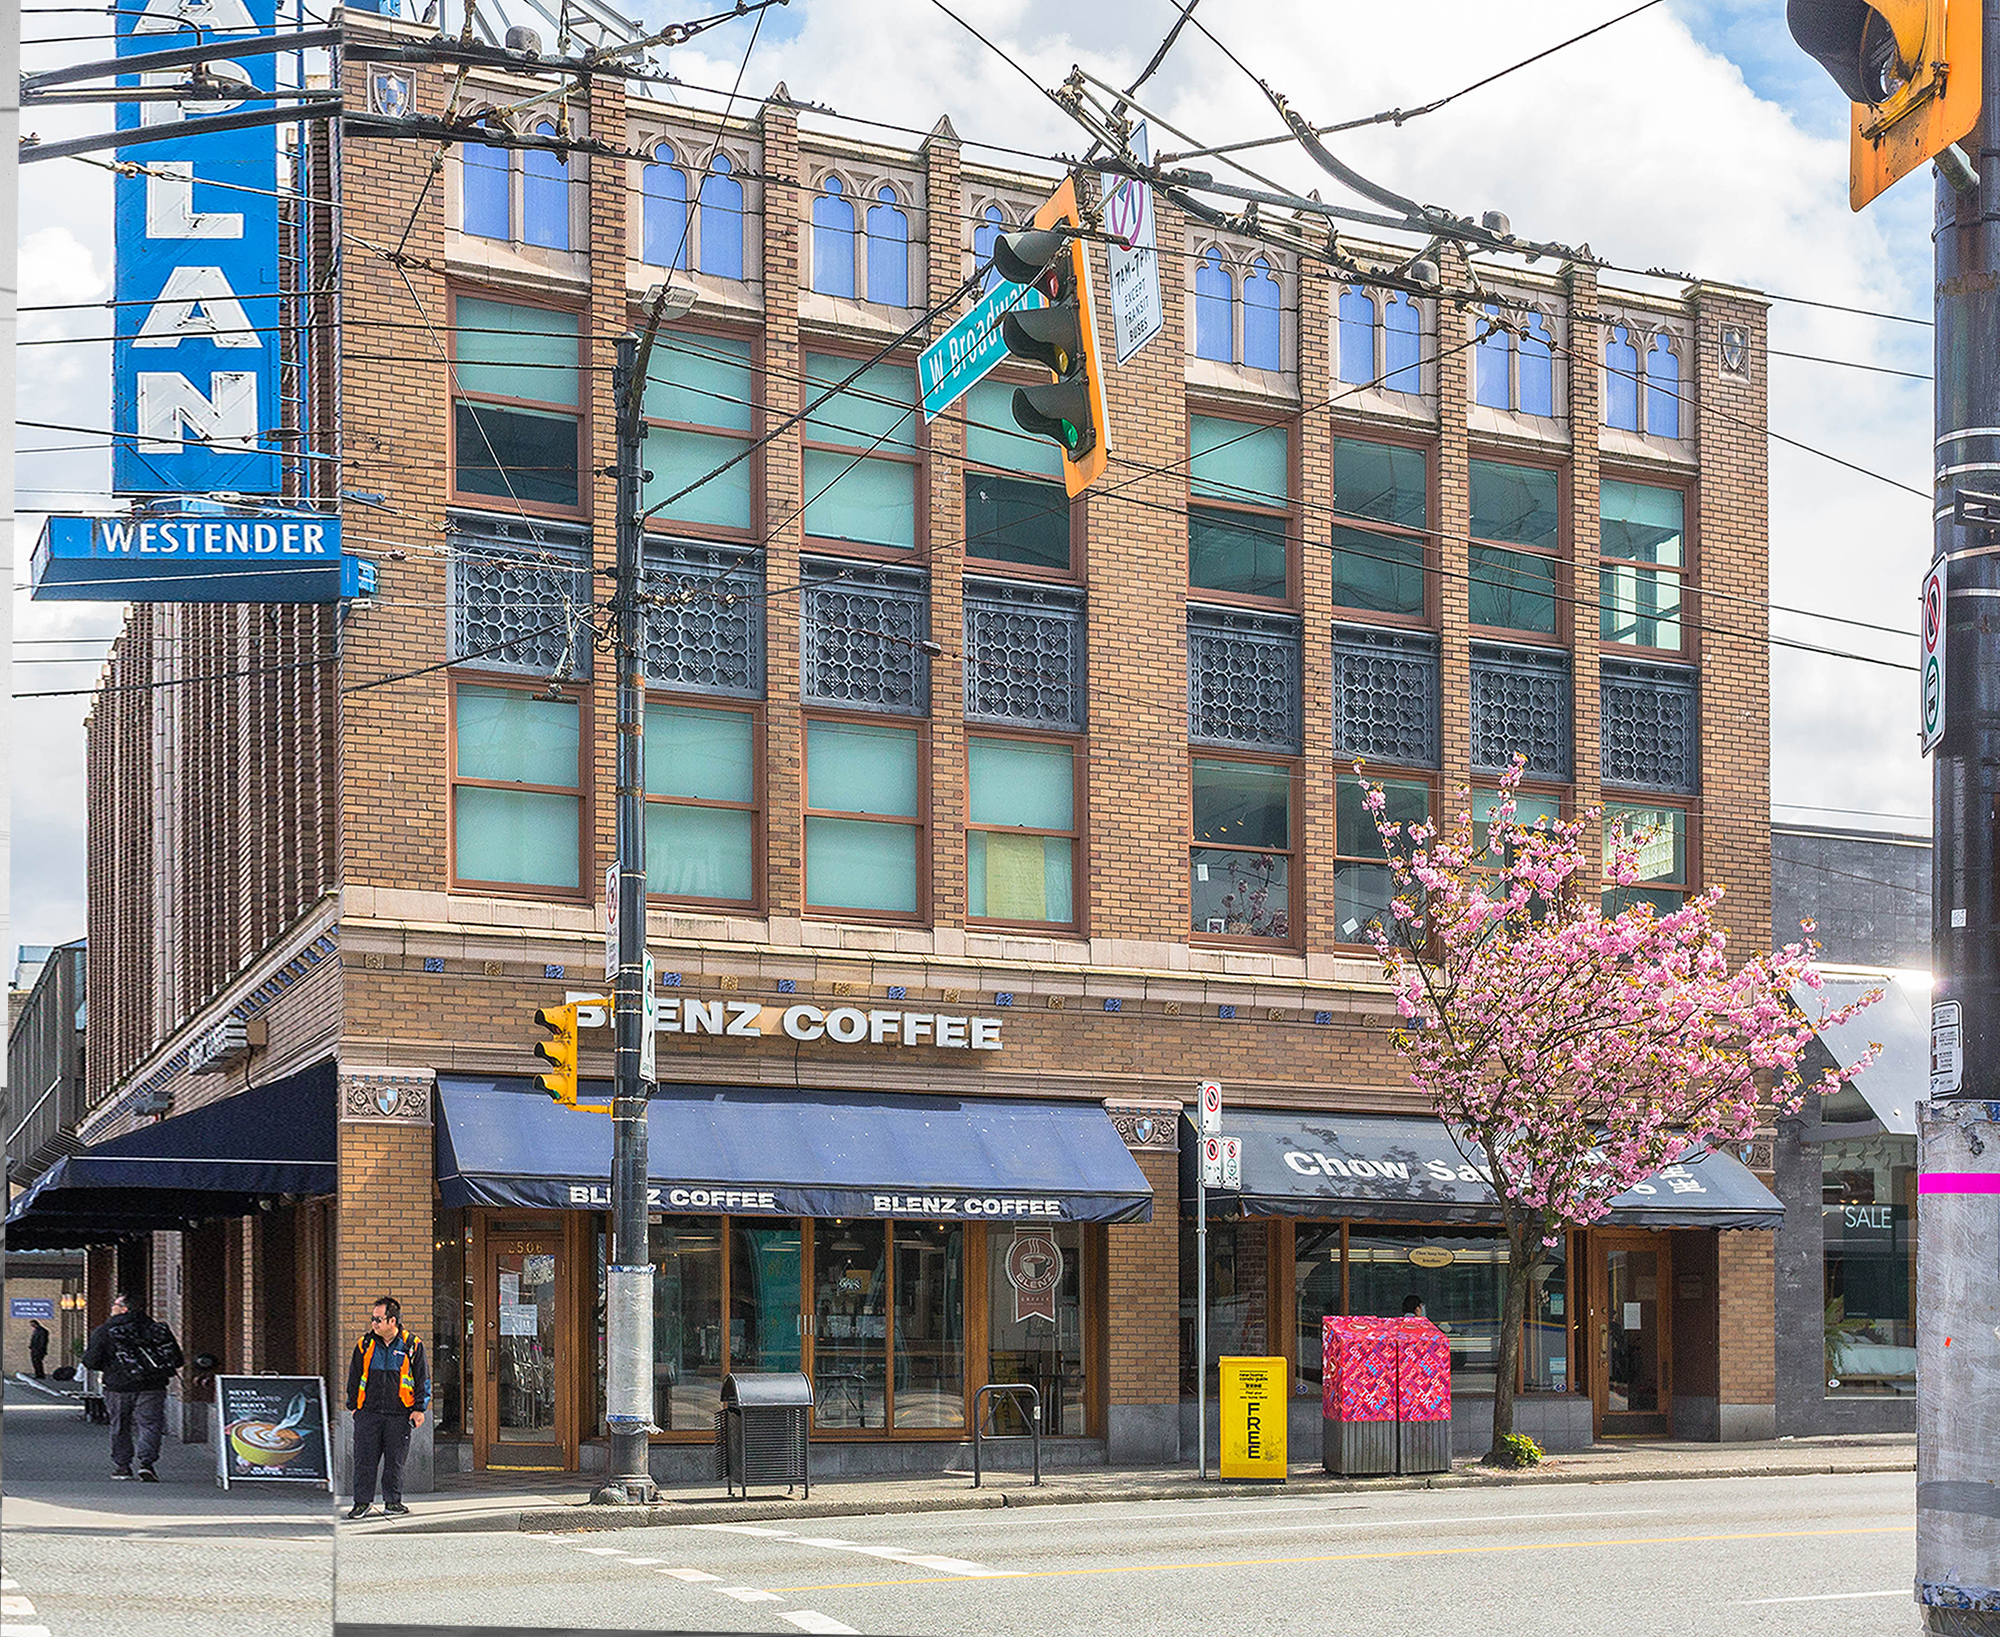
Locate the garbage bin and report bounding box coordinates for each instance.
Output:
[713,1371,812,1499]
[1390,1317,1451,1475]
[1321,1317,1396,1475]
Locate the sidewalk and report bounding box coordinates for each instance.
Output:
[358,1430,1916,1537]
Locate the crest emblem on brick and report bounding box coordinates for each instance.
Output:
[1718,325,1748,377]
[1005,1227,1063,1324]
[1133,1115,1157,1145]
[368,69,412,120]
[374,1084,401,1117]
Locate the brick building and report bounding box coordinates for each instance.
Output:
[14,12,1797,1482]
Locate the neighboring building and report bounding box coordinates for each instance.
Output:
[1770,826,1931,1435]
[13,11,1790,1479]
[7,938,86,1191]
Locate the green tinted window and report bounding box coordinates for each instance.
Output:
[1334,438,1426,528]
[455,297,579,407]
[1191,417,1288,507]
[1192,759,1291,849]
[1471,460,1558,549]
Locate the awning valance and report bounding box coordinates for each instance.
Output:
[1179,1108,1783,1229]
[436,1077,1154,1225]
[4,1063,337,1249]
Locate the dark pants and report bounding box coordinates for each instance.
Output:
[30,1347,47,1379]
[351,1407,412,1506]
[105,1387,166,1470]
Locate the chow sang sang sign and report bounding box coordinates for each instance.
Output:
[113,0,282,495]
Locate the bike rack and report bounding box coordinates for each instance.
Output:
[971,1383,1041,1489]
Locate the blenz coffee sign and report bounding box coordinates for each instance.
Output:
[572,994,1005,1051]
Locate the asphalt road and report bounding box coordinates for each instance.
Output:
[335,1470,1917,1637]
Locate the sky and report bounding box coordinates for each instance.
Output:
[9,0,1941,953]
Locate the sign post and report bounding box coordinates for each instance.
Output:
[1195,1080,1221,1479]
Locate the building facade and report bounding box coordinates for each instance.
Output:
[16,15,1795,1481]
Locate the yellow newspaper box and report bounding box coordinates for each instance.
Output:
[1219,1355,1287,1481]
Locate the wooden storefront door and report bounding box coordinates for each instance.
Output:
[1589,1230,1672,1437]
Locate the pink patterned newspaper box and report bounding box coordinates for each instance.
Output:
[1389,1317,1451,1422]
[1320,1316,1396,1421]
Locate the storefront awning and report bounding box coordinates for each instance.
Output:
[1794,971,1929,1136]
[1179,1108,1783,1229]
[435,1078,1154,1224]
[4,1063,337,1249]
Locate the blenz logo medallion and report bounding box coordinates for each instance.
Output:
[1005,1228,1064,1324]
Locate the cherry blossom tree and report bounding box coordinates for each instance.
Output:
[1356,757,1876,1460]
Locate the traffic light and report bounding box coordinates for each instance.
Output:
[533,1001,581,1106]
[992,177,1111,497]
[1787,0,1981,208]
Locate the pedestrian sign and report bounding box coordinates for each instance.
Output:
[917,279,1044,421]
[1922,558,1947,754]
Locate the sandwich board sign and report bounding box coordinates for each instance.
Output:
[215,1374,332,1490]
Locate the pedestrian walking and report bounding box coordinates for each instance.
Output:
[80,1293,184,1481]
[344,1295,428,1520]
[27,1318,50,1379]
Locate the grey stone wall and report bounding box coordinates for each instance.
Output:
[1772,825,1929,968]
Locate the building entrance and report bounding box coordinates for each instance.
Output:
[1591,1231,1671,1436]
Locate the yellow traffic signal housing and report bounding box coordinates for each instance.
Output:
[532,999,611,1111]
[992,177,1112,497]
[1788,0,1982,208]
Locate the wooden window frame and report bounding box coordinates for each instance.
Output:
[1467,451,1568,644]
[1330,765,1434,953]
[799,343,928,564]
[801,710,931,925]
[643,694,765,914]
[1329,427,1437,629]
[637,314,763,546]
[960,368,1081,581]
[1187,405,1299,612]
[446,285,589,521]
[964,726,1086,934]
[1596,470,1695,662]
[447,672,593,902]
[1600,798,1696,913]
[1189,748,1302,951]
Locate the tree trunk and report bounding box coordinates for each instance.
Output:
[1487,1209,1535,1462]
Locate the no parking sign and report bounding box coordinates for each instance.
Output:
[1922,558,1946,754]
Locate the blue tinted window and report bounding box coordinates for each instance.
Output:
[1519,313,1555,417]
[1604,327,1640,430]
[974,204,1006,292]
[1243,258,1280,370]
[642,157,689,270]
[1382,293,1420,393]
[462,137,510,240]
[522,123,569,250]
[1337,288,1375,386]
[866,186,910,306]
[1474,305,1511,409]
[812,175,855,298]
[699,154,744,280]
[1194,248,1232,363]
[1646,336,1680,438]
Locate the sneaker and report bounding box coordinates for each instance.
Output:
[137,1466,158,1483]
[345,1503,374,1520]
[111,1468,133,1481]
[383,1502,409,1516]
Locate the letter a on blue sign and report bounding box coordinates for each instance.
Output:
[112,0,282,495]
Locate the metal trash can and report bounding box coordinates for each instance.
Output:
[1397,1418,1451,1475]
[713,1371,812,1499]
[1321,1317,1396,1475]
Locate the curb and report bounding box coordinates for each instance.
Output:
[368,1456,1916,1536]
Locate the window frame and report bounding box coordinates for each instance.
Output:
[1600,799,1695,916]
[641,694,764,912]
[798,342,929,561]
[964,726,1085,933]
[1187,404,1299,611]
[1189,749,1301,950]
[1597,470,1695,660]
[801,710,931,924]
[1329,427,1437,628]
[446,284,589,520]
[639,141,693,271]
[959,368,1080,581]
[637,314,763,544]
[1331,766,1434,952]
[1467,452,1568,642]
[447,672,593,901]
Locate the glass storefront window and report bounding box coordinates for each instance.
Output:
[1523,1239,1569,1393]
[990,1223,1084,1435]
[893,1223,965,1428]
[814,1221,888,1429]
[1293,1225,1342,1395]
[1823,1136,1917,1396]
[652,1216,724,1433]
[432,1210,468,1439]
[1181,1221,1265,1393]
[731,1221,802,1375]
[1349,1228,1508,1393]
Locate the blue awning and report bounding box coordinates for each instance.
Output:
[436,1077,1154,1224]
[4,1063,337,1248]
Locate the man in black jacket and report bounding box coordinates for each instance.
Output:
[343,1295,428,1519]
[81,1293,183,1481]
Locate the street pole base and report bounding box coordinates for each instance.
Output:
[589,1479,659,1506]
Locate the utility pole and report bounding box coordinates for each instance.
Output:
[594,330,657,1505]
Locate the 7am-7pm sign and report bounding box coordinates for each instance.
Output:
[1922,557,1946,753]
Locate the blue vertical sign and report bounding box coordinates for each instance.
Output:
[113,0,282,495]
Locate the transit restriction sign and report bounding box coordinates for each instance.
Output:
[1922,558,1947,754]
[1199,1079,1223,1136]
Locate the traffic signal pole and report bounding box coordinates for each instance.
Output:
[1922,0,2000,1622]
[594,331,657,1505]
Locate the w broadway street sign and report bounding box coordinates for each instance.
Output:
[917,279,1044,421]
[1922,557,1946,753]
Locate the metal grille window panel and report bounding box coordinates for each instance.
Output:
[641,540,765,698]
[1331,624,1439,769]
[962,577,1087,731]
[1470,642,1571,781]
[1188,604,1303,751]
[800,556,930,715]
[448,513,594,679]
[1600,659,1699,794]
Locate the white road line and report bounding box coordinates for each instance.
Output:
[716,1587,784,1603]
[0,1579,18,1593]
[1197,1508,1665,1539]
[781,1613,860,1634]
[1,1624,55,1637]
[1,1601,36,1618]
[616,1557,664,1566]
[577,1547,630,1556]
[1736,1590,1911,1605]
[658,1569,721,1583]
[787,1537,1008,1577]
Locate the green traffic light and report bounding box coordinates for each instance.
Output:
[1060,420,1080,450]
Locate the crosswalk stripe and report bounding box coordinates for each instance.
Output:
[658,1568,720,1582]
[781,1613,859,1634]
[717,1587,783,1603]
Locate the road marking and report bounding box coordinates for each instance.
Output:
[695,1524,796,1537]
[768,1523,1916,1595]
[1,1624,55,1637]
[780,1536,1009,1576]
[716,1587,784,1603]
[1,1575,51,1637]
[577,1547,630,1556]
[781,1614,860,1634]
[1197,1508,1663,1539]
[617,1557,664,1566]
[1736,1590,1911,1605]
[658,1569,721,1583]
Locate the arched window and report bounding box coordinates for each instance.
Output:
[1519,312,1555,417]
[1242,257,1281,370]
[642,152,689,270]
[1194,247,1233,363]
[811,174,855,299]
[522,122,570,250]
[1646,334,1681,438]
[462,127,511,240]
[865,185,910,307]
[1337,288,1375,386]
[973,203,1006,291]
[1474,305,1511,410]
[1382,292,1421,393]
[698,153,744,281]
[1604,326,1640,430]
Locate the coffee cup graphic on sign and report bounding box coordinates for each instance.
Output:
[229,1393,310,1472]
